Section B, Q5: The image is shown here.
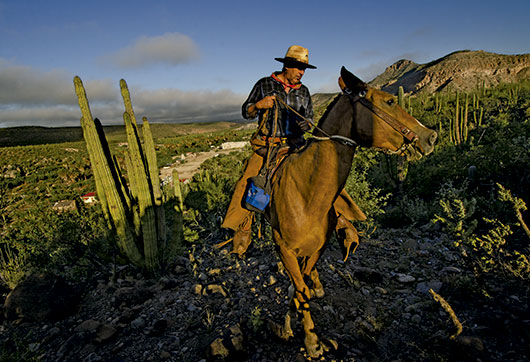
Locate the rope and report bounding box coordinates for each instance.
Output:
[274,97,358,147]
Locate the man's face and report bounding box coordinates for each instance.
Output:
[284,66,306,85]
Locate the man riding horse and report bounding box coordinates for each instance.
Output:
[221,45,365,259]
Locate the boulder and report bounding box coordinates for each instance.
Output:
[4,272,80,321]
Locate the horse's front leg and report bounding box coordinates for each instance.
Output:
[301,254,325,298]
[277,244,335,358]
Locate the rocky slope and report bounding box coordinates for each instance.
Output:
[369,50,530,95]
[2,227,529,361]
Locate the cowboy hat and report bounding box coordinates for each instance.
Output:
[275,45,317,69]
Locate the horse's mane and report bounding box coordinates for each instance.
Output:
[312,93,342,136]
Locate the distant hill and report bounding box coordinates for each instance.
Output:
[0,122,244,147]
[312,93,340,121]
[369,50,530,95]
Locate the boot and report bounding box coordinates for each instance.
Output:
[232,213,253,257]
[335,215,360,262]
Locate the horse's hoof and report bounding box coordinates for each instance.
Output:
[306,342,327,359]
[305,344,324,359]
[310,287,325,299]
[305,338,338,358]
[322,337,339,351]
[267,319,293,341]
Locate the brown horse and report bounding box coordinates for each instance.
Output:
[264,66,437,357]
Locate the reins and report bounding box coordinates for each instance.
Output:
[274,97,359,147]
[275,91,420,154]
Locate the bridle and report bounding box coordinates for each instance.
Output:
[342,87,423,156]
[275,83,423,156]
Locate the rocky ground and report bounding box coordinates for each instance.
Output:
[1,225,529,361]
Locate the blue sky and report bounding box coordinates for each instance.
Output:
[1,0,529,127]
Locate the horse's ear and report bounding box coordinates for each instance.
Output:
[340,66,367,93]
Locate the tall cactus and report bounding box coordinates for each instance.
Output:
[74,76,171,271]
[123,111,159,270]
[463,94,469,142]
[172,170,184,251]
[142,117,167,249]
[454,93,461,145]
[395,86,408,183]
[74,76,143,266]
[120,79,138,126]
[449,92,475,145]
[398,86,405,108]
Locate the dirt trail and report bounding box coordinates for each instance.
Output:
[160,145,247,182]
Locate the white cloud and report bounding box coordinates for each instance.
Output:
[0,59,244,127]
[128,88,244,123]
[0,58,117,106]
[103,33,200,68]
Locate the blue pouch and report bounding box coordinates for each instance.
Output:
[244,176,270,213]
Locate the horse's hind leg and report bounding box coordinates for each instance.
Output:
[309,269,324,298]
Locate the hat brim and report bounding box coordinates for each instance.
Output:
[275,57,317,69]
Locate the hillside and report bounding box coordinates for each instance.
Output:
[0,122,244,147]
[369,50,530,95]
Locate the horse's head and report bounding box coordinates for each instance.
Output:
[339,66,437,161]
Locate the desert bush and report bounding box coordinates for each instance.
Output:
[182,149,251,243]
[432,181,478,239]
[344,149,390,233]
[0,204,109,289]
[382,195,432,228]
[373,80,530,233]
[433,182,529,279]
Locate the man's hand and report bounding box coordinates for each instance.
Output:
[255,95,276,110]
[246,95,276,119]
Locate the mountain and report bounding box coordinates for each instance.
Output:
[369,50,530,95]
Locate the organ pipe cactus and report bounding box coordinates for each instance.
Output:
[395,86,408,183]
[172,170,184,249]
[142,117,167,249]
[398,86,405,108]
[122,111,159,270]
[74,76,175,271]
[455,93,461,145]
[120,79,138,126]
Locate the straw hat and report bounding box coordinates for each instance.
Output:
[275,45,317,69]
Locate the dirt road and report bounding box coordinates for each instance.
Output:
[160,144,247,182]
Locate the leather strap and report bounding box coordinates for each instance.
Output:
[338,76,418,143]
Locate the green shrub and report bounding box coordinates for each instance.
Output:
[345,149,390,233]
[433,182,529,279]
[182,149,251,242]
[0,204,110,289]
[382,195,432,228]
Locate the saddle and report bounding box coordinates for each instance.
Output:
[245,135,294,213]
[245,102,302,213]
